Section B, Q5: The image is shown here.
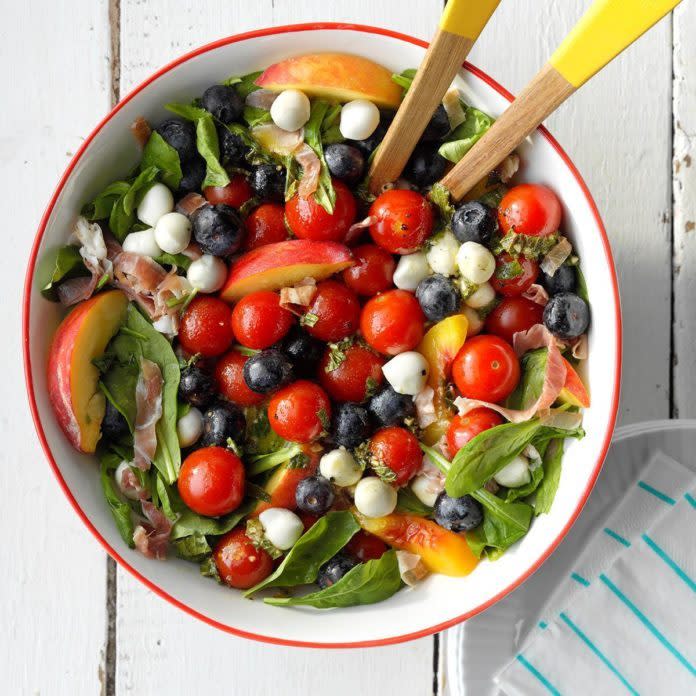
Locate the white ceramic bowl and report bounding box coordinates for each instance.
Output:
[22,23,621,648]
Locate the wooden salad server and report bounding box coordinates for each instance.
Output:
[368,0,502,194]
[439,0,683,201]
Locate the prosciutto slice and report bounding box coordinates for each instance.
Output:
[176,192,208,218]
[522,283,549,306]
[540,237,573,277]
[279,277,317,315]
[133,501,172,560]
[133,358,163,471]
[130,116,152,147]
[295,143,321,198]
[414,386,437,429]
[245,89,278,110]
[120,466,148,501]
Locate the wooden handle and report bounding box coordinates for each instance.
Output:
[368,0,501,194]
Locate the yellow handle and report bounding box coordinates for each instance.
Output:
[550,0,682,88]
[439,0,502,40]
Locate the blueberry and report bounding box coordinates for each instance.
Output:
[178,155,206,194]
[280,326,323,377]
[332,403,371,449]
[249,164,286,201]
[101,400,128,441]
[324,143,365,185]
[178,364,215,408]
[201,401,246,447]
[543,292,590,340]
[243,349,294,394]
[421,104,450,142]
[218,127,249,166]
[317,553,357,589]
[155,118,197,161]
[200,84,243,124]
[433,492,483,532]
[539,264,577,296]
[192,204,244,257]
[416,274,460,322]
[452,201,497,246]
[367,386,416,428]
[295,475,335,515]
[405,144,448,188]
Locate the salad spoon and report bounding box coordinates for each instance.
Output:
[439,0,683,201]
[368,0,502,194]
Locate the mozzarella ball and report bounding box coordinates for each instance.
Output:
[319,448,363,487]
[154,212,192,254]
[494,455,531,488]
[456,241,495,284]
[187,254,227,293]
[153,314,176,336]
[122,228,162,258]
[177,407,203,448]
[411,473,441,508]
[270,89,311,132]
[339,99,380,141]
[137,182,174,226]
[354,477,398,518]
[426,231,459,277]
[462,305,484,336]
[259,508,304,550]
[114,461,144,501]
[382,351,429,396]
[393,252,430,291]
[465,281,495,309]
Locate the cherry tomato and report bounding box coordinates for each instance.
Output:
[214,350,265,406]
[445,408,504,458]
[214,528,274,589]
[231,290,294,349]
[243,202,288,251]
[452,335,520,403]
[318,343,384,402]
[285,179,357,242]
[485,296,544,344]
[346,530,387,562]
[498,184,562,237]
[304,280,360,342]
[178,447,245,517]
[341,244,395,296]
[268,380,331,443]
[298,512,319,532]
[204,174,253,208]
[360,289,425,356]
[369,426,421,486]
[490,253,539,297]
[179,296,234,357]
[369,189,434,253]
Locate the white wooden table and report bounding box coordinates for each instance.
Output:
[4,1,692,693]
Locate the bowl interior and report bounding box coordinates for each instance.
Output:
[25,25,620,646]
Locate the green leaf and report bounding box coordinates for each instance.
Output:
[244,406,286,455]
[39,245,88,301]
[495,258,523,280]
[225,123,277,166]
[495,232,559,260]
[246,443,302,477]
[396,487,433,517]
[141,131,182,190]
[108,167,161,242]
[506,349,548,411]
[99,358,139,432]
[82,181,131,220]
[534,438,564,515]
[164,102,209,121]
[224,70,263,98]
[170,499,254,540]
[303,100,336,214]
[153,252,192,271]
[200,556,222,582]
[99,450,135,548]
[470,488,533,554]
[505,454,544,503]
[173,532,211,562]
[244,511,360,596]
[243,105,273,128]
[391,68,417,95]
[478,185,508,209]
[576,266,589,304]
[265,550,402,608]
[438,105,493,164]
[428,183,455,225]
[196,114,230,188]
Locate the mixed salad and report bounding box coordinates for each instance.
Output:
[43,52,590,608]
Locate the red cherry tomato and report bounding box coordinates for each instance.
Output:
[214,528,274,589]
[179,296,235,357]
[231,290,294,349]
[243,202,288,251]
[369,426,421,486]
[445,408,504,458]
[498,184,562,237]
[318,343,384,402]
[490,253,539,297]
[298,512,319,532]
[368,189,434,253]
[304,280,360,342]
[178,447,245,517]
[268,380,331,443]
[214,350,265,406]
[485,296,544,344]
[360,289,425,356]
[452,335,520,403]
[285,179,357,242]
[346,530,388,562]
[341,244,395,296]
[204,174,253,208]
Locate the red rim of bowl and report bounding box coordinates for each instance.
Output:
[22,22,622,649]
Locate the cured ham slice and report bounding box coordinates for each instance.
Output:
[133,501,172,560]
[522,283,549,306]
[176,192,208,218]
[245,89,278,110]
[414,386,437,429]
[540,237,572,277]
[133,358,163,471]
[279,277,317,315]
[130,116,152,147]
[294,143,321,197]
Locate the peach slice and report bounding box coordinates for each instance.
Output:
[220,239,354,302]
[255,53,403,109]
[558,357,590,408]
[355,512,479,577]
[47,290,128,453]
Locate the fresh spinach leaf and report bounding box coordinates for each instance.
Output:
[244,511,360,596]
[153,252,192,270]
[243,105,273,128]
[246,443,303,477]
[173,532,212,562]
[244,406,286,455]
[39,245,88,301]
[506,349,547,411]
[576,266,589,305]
[99,450,135,548]
[196,113,230,188]
[265,550,402,608]
[141,131,182,190]
[200,556,222,582]
[438,105,493,164]
[225,123,276,166]
[108,167,160,241]
[224,70,263,98]
[170,499,254,540]
[303,100,336,214]
[82,181,131,221]
[391,68,417,95]
[396,487,433,517]
[99,358,139,432]
[428,183,455,226]
[165,102,209,121]
[470,489,533,554]
[534,438,564,515]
